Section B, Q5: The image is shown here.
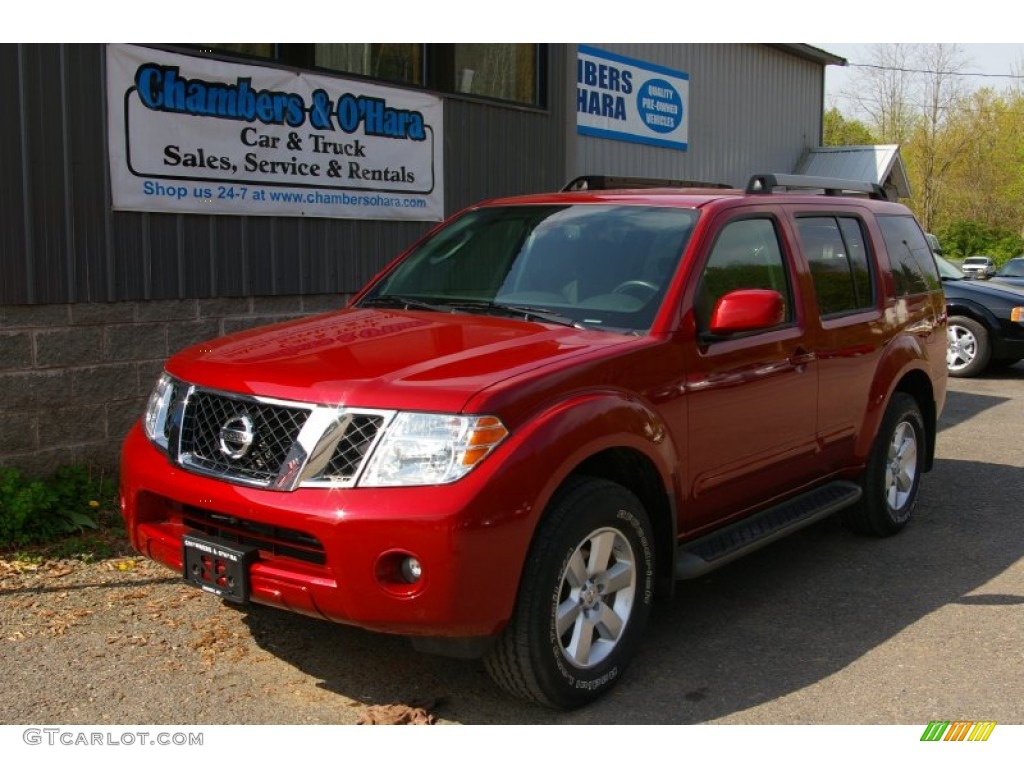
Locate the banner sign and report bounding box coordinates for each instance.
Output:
[576,45,689,151]
[107,44,444,221]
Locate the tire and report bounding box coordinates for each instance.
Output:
[946,316,991,377]
[484,477,655,709]
[842,393,925,537]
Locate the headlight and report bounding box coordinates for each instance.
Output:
[1011,307,1024,323]
[359,413,509,487]
[143,372,175,448]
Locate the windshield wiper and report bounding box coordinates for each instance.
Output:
[446,300,585,329]
[363,295,589,329]
[360,295,452,313]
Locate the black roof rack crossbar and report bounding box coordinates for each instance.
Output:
[561,175,732,192]
[745,173,889,201]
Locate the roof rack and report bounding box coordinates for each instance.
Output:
[745,173,889,201]
[561,175,732,192]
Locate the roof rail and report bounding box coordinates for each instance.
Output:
[745,173,889,201]
[562,175,732,192]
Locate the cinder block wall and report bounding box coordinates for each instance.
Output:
[0,295,348,478]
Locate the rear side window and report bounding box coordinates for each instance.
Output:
[796,216,874,316]
[877,215,941,296]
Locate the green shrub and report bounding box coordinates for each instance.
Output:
[936,220,1024,265]
[0,464,116,548]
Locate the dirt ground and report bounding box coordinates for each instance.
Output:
[0,538,470,725]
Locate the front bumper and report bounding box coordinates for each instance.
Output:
[120,424,536,637]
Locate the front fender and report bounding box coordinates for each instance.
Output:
[462,391,679,620]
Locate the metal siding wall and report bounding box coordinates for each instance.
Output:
[18,46,71,304]
[1,44,568,306]
[0,44,28,303]
[574,44,824,187]
[66,44,112,304]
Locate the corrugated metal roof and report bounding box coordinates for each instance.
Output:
[769,44,846,67]
[795,144,911,199]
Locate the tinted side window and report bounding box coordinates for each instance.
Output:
[877,215,941,296]
[796,216,874,316]
[696,218,792,331]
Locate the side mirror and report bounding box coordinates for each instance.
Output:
[707,289,785,336]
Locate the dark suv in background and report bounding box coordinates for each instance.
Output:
[122,173,947,708]
[937,254,1024,377]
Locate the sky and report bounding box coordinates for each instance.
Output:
[818,43,1024,118]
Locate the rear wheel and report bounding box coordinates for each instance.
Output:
[946,316,990,377]
[484,477,655,709]
[843,393,925,536]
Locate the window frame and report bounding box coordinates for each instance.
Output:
[794,213,877,319]
[693,214,797,339]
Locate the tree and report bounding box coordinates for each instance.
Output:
[937,89,1024,233]
[903,44,973,231]
[822,108,876,146]
[844,43,919,143]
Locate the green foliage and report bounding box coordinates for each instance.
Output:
[0,464,116,548]
[935,220,1024,264]
[823,108,877,147]
[830,45,1024,251]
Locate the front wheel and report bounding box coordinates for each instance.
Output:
[484,477,655,709]
[947,316,991,377]
[842,393,925,537]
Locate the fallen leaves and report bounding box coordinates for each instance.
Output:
[357,703,438,725]
[102,558,138,572]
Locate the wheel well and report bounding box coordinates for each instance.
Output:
[570,448,676,598]
[948,305,996,332]
[894,370,937,471]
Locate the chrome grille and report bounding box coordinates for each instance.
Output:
[178,390,311,485]
[321,414,386,482]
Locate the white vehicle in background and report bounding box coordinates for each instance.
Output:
[961,256,997,279]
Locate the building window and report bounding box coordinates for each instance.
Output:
[313,44,424,87]
[189,43,543,107]
[452,44,538,104]
[202,44,276,60]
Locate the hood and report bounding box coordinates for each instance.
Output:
[944,277,1024,302]
[166,308,635,413]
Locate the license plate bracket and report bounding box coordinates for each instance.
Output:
[182,533,257,604]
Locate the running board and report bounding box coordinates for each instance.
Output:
[675,481,862,580]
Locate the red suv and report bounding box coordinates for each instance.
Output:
[121,174,947,709]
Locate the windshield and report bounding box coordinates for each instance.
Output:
[934,255,964,280]
[997,259,1024,277]
[360,204,698,333]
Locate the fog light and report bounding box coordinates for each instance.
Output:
[400,556,422,584]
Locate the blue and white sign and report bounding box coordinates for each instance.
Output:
[576,45,689,151]
[107,45,444,221]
